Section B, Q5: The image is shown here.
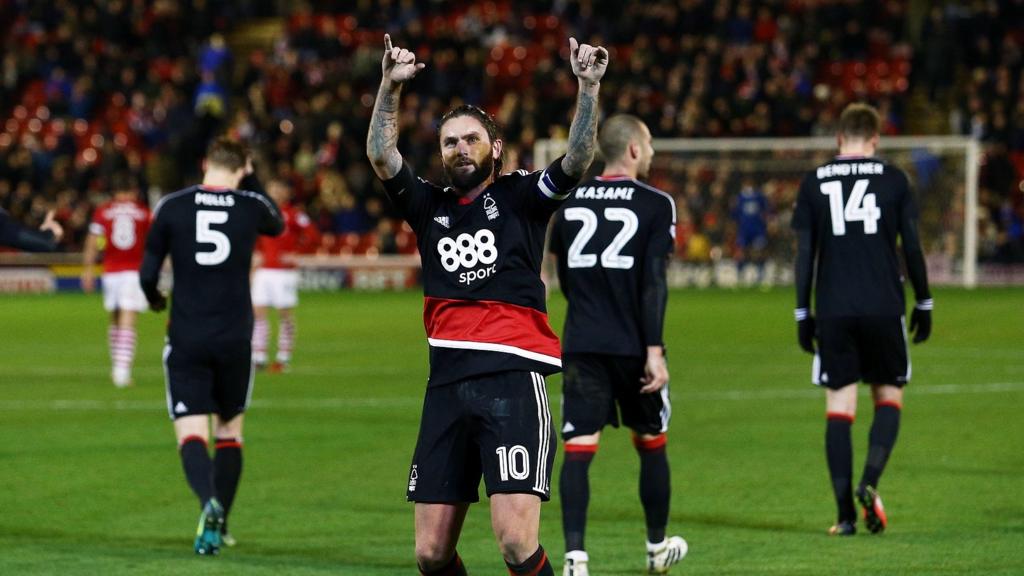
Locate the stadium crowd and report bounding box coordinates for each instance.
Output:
[1,0,1022,262]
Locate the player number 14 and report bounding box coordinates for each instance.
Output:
[820,179,880,236]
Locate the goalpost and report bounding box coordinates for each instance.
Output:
[535,136,980,288]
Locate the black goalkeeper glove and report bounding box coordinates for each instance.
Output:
[910,299,932,344]
[795,308,816,354]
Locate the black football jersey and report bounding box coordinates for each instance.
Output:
[140,185,283,344]
[549,176,676,357]
[791,156,917,317]
[381,159,578,387]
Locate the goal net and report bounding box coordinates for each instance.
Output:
[535,136,980,288]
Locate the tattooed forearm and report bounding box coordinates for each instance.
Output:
[366,81,403,178]
[562,86,599,178]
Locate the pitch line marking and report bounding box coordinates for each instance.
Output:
[0,382,1022,412]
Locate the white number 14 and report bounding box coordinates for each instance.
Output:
[820,179,880,236]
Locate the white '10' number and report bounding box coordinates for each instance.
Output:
[495,445,530,481]
[195,210,231,266]
[565,207,638,269]
[437,229,497,272]
[819,179,881,236]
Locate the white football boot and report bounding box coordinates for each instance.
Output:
[563,550,589,576]
[646,536,688,574]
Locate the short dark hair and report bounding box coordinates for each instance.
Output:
[205,137,249,172]
[838,103,881,140]
[598,114,647,163]
[438,104,503,175]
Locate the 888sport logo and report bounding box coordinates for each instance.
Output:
[437,229,499,285]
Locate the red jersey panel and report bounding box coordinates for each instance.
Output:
[256,204,320,269]
[89,200,151,272]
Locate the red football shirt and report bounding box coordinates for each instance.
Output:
[256,204,319,269]
[88,200,151,272]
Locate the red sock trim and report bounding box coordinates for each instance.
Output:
[215,438,242,450]
[632,433,667,452]
[507,550,549,576]
[564,443,598,454]
[179,435,207,448]
[826,412,855,423]
[875,400,902,410]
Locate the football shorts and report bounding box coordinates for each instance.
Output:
[560,353,671,440]
[251,268,299,309]
[101,271,148,312]
[163,339,254,421]
[407,371,555,503]
[813,316,910,389]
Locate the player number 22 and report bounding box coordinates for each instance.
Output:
[820,179,881,236]
[195,210,231,266]
[565,207,638,269]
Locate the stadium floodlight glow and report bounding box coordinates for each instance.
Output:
[536,135,980,288]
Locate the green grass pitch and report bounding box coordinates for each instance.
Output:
[1,288,1022,575]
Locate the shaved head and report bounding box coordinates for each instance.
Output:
[598,115,647,163]
[598,114,653,178]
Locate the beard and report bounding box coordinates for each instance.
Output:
[443,154,495,192]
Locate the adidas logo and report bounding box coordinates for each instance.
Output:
[174,401,188,414]
[562,421,575,433]
[434,216,450,228]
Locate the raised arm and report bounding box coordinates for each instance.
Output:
[0,209,62,252]
[561,37,608,179]
[367,34,425,181]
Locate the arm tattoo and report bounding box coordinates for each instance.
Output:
[367,83,403,177]
[562,88,599,178]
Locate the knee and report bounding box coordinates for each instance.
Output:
[415,536,454,571]
[495,524,536,564]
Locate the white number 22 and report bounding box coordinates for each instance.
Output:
[819,179,881,236]
[195,210,231,266]
[564,207,638,269]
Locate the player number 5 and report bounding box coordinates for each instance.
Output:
[820,179,881,236]
[195,210,231,266]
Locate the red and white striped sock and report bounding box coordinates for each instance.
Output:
[107,325,118,365]
[112,327,136,386]
[252,317,269,364]
[276,316,295,364]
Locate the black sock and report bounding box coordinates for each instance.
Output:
[419,551,467,576]
[179,436,214,507]
[826,414,856,523]
[506,545,553,576]
[214,438,243,532]
[560,445,596,552]
[635,435,670,544]
[860,403,901,489]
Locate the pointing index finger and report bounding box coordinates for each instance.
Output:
[384,34,393,52]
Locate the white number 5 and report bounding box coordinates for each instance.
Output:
[820,179,881,236]
[195,210,231,266]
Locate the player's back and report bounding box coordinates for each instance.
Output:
[793,156,913,317]
[92,199,150,272]
[149,185,282,343]
[551,176,676,357]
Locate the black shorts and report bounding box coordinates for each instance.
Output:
[814,316,910,390]
[561,353,671,440]
[163,339,254,421]
[407,371,556,503]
